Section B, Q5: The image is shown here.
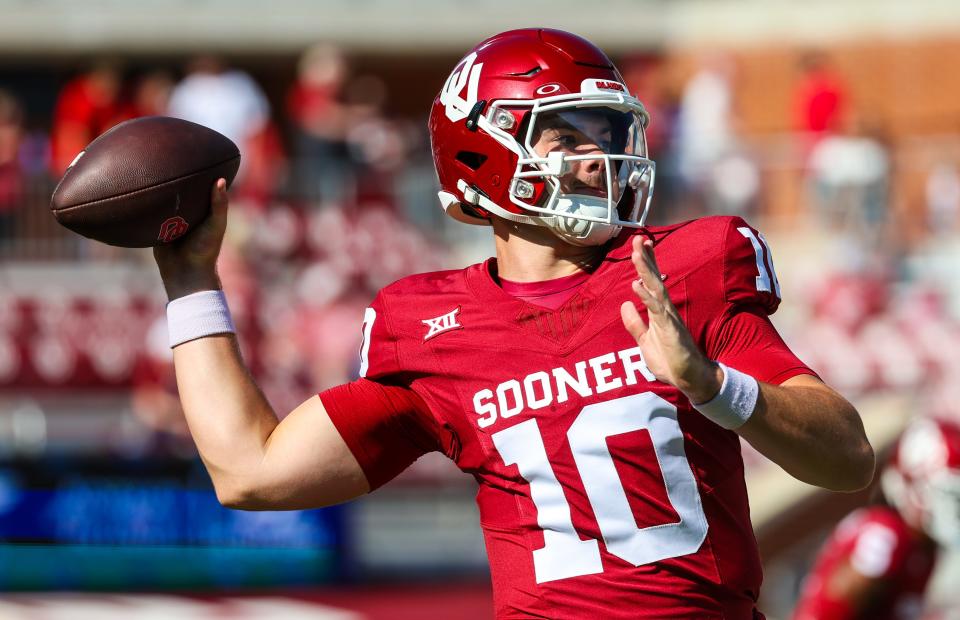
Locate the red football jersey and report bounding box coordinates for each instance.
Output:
[321,216,813,619]
[793,506,938,620]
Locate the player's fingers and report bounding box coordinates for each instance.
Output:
[639,240,666,291]
[644,238,662,270]
[631,277,659,312]
[630,238,663,295]
[629,236,651,276]
[201,178,229,235]
[620,300,648,341]
[635,239,677,313]
[210,178,228,216]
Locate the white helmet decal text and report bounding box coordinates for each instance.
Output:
[441,52,483,123]
[580,78,626,94]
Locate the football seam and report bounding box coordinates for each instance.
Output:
[52,154,240,212]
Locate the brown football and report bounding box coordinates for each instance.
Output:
[50,116,240,247]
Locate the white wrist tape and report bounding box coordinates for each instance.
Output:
[166,289,236,348]
[693,362,759,430]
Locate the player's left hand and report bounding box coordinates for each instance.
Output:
[620,236,723,404]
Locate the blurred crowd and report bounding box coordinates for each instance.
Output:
[4,45,941,249]
[2,42,960,457]
[0,45,451,453]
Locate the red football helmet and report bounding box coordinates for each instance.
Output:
[428,29,654,246]
[881,417,960,547]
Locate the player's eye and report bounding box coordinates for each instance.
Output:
[597,131,613,152]
[553,134,578,148]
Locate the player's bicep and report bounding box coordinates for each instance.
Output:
[254,395,371,510]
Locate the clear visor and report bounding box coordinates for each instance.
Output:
[531,108,646,156]
[512,105,655,227]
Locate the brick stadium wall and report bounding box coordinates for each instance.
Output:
[663,38,960,135]
[661,37,960,243]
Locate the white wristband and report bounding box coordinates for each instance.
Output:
[166,289,236,348]
[693,362,759,430]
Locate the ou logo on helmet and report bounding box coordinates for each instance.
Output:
[441,52,484,123]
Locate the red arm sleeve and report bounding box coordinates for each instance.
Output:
[700,217,817,385]
[319,379,442,490]
[711,306,817,386]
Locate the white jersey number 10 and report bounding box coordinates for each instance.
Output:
[491,392,708,583]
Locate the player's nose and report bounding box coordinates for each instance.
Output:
[580,150,607,177]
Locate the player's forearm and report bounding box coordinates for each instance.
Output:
[736,378,875,492]
[172,334,280,504]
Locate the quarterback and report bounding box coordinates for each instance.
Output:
[154,30,874,618]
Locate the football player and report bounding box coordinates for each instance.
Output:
[793,418,960,620]
[153,29,874,618]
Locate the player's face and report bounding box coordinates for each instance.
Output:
[530,110,617,200]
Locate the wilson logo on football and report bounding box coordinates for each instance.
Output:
[422,307,463,341]
[158,216,189,243]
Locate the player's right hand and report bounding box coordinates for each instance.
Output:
[153,178,229,301]
[620,236,723,404]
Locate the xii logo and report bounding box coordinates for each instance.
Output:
[422,307,463,341]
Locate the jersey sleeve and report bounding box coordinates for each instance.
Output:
[721,218,782,314]
[358,291,403,380]
[706,217,815,385]
[319,379,441,490]
[320,291,447,490]
[709,307,815,385]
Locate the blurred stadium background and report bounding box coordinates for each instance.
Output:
[1,0,960,617]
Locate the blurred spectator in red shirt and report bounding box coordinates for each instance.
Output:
[0,90,24,243]
[50,61,133,175]
[287,43,350,203]
[793,52,847,137]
